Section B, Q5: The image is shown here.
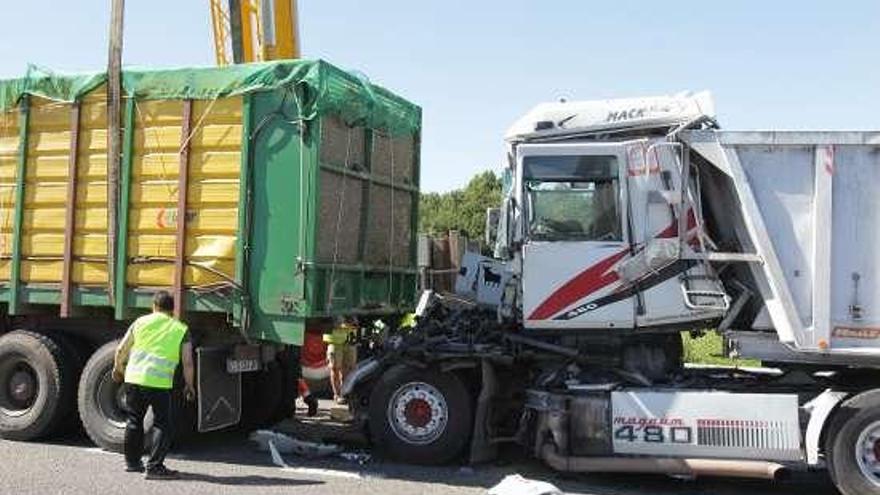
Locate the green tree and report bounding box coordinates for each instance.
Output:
[419,170,502,242]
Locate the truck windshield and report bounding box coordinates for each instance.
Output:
[523,155,621,242]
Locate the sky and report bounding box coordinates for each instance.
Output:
[0,1,878,192]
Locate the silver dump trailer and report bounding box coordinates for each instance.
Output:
[683,130,880,364]
[348,94,880,495]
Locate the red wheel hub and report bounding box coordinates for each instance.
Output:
[873,438,880,462]
[404,398,432,427]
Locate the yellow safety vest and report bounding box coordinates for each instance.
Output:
[400,313,417,329]
[125,312,188,389]
[323,323,355,346]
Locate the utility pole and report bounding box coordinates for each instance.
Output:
[107,0,124,306]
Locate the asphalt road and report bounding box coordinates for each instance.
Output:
[0,403,842,495]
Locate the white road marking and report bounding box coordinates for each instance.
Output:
[83,447,114,456]
[281,466,363,480]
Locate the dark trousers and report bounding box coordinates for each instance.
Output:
[124,384,173,470]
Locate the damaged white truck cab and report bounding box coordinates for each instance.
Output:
[350,92,880,495]
[494,93,728,333]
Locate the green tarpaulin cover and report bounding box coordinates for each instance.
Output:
[0,60,420,136]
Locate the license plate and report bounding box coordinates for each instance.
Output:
[226,358,260,373]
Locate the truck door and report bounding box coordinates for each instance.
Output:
[520,144,634,330]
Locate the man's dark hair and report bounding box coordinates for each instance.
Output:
[153,290,174,313]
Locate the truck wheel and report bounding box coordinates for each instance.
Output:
[48,333,88,374]
[78,341,152,452]
[827,390,880,495]
[241,348,299,429]
[273,347,301,423]
[368,365,472,465]
[241,360,284,429]
[0,330,76,440]
[45,333,88,432]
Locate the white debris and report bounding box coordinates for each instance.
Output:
[488,474,563,495]
[250,429,343,458]
[268,439,288,468]
[339,452,372,464]
[268,439,363,480]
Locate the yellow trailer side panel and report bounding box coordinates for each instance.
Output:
[125,97,241,287]
[3,92,242,288]
[74,88,110,284]
[21,97,67,283]
[0,109,18,280]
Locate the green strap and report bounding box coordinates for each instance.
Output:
[114,98,135,320]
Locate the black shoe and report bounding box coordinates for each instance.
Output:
[125,464,145,473]
[144,465,180,480]
[305,395,319,417]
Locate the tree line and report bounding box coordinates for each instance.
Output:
[418,170,502,243]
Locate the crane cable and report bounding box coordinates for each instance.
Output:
[387,133,395,308]
[326,123,353,311]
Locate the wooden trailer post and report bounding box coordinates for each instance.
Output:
[173,100,194,318]
[60,102,82,317]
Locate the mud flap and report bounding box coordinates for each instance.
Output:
[197,347,242,432]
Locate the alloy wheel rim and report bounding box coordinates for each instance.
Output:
[387,381,448,445]
[855,420,880,487]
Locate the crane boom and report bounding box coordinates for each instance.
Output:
[210,0,300,66]
[209,0,232,65]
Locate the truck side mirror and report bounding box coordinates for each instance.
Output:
[485,207,501,246]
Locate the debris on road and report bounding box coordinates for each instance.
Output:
[488,474,563,495]
[330,404,353,422]
[266,439,364,480]
[339,451,372,464]
[250,429,343,458]
[268,439,290,468]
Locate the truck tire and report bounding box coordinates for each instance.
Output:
[827,390,880,495]
[272,347,301,423]
[78,341,153,452]
[44,333,87,433]
[241,348,299,429]
[368,365,473,465]
[241,360,284,429]
[0,330,76,440]
[48,333,88,374]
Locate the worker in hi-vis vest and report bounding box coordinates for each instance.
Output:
[324,317,358,404]
[112,290,195,480]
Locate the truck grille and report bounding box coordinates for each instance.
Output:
[696,419,794,450]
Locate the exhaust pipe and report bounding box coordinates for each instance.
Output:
[541,444,787,480]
